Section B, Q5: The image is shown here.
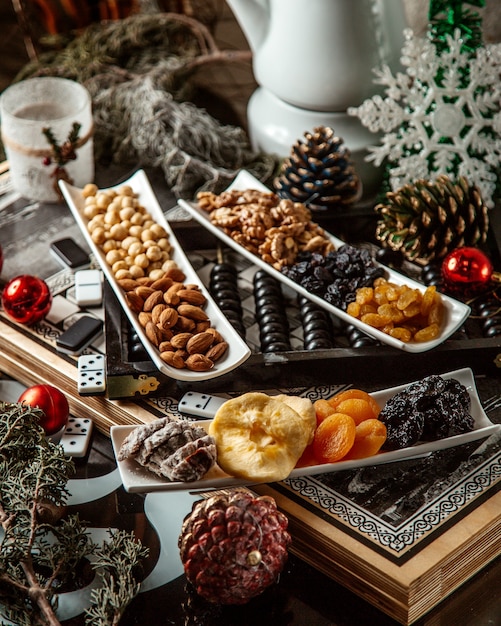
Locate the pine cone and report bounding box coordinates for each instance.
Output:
[375,176,489,265]
[118,418,217,482]
[179,489,291,605]
[274,126,361,211]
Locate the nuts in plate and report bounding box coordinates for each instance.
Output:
[209,392,315,482]
[347,278,445,343]
[81,182,176,281]
[197,189,334,270]
[80,183,229,372]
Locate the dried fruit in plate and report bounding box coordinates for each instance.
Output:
[312,412,356,463]
[179,489,291,604]
[327,389,381,419]
[209,392,313,482]
[347,279,445,343]
[118,417,217,482]
[313,398,336,425]
[379,375,474,451]
[274,393,317,443]
[343,419,387,460]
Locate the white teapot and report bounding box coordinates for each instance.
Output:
[227,0,407,112]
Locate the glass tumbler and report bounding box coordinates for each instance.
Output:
[0,77,94,203]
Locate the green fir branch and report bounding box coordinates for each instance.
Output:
[0,402,147,625]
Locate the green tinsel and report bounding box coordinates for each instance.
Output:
[14,13,277,198]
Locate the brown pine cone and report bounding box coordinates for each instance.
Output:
[179,489,291,604]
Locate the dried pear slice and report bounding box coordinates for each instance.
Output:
[209,392,311,482]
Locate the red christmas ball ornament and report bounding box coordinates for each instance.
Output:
[1,275,52,325]
[442,247,494,298]
[18,384,70,435]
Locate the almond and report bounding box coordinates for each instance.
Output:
[156,326,173,341]
[195,320,211,333]
[205,341,229,362]
[136,276,153,286]
[117,278,140,291]
[158,340,173,352]
[174,316,196,332]
[186,331,214,355]
[170,332,193,349]
[135,285,156,299]
[185,354,214,371]
[164,283,184,306]
[151,303,169,324]
[143,290,164,311]
[177,304,209,321]
[205,327,224,343]
[150,276,173,291]
[165,267,186,282]
[158,307,179,329]
[178,289,206,306]
[138,311,152,327]
[125,291,144,313]
[160,351,185,369]
[145,320,162,346]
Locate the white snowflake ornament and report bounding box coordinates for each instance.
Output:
[349,28,501,207]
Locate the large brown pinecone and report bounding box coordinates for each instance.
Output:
[179,489,291,605]
[274,126,361,211]
[375,175,489,265]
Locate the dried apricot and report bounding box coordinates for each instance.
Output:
[344,419,387,460]
[314,398,336,425]
[334,398,378,424]
[312,412,356,463]
[327,389,381,418]
[295,443,319,468]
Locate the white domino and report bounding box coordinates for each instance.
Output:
[61,417,93,457]
[78,354,106,395]
[74,269,103,307]
[178,391,227,419]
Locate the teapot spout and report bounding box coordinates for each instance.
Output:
[226,0,269,54]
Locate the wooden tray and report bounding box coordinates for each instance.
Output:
[254,478,501,625]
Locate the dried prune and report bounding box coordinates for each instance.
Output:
[379,375,474,451]
[379,396,425,450]
[282,245,385,310]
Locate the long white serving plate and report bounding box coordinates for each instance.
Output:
[59,170,251,381]
[178,170,471,353]
[110,368,500,493]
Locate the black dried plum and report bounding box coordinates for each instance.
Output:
[282,244,385,310]
[379,375,474,450]
[379,396,425,450]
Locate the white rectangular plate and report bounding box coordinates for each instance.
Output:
[59,170,251,381]
[178,170,471,353]
[110,368,500,493]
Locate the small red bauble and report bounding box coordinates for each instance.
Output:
[1,275,52,325]
[18,384,70,435]
[442,247,494,298]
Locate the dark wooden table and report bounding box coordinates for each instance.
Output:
[0,164,500,626]
[65,426,500,626]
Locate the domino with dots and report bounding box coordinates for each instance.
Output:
[78,354,106,396]
[61,417,93,457]
[178,391,227,419]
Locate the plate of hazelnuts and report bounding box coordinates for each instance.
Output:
[59,170,251,381]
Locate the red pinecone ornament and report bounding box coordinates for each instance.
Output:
[179,489,291,605]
